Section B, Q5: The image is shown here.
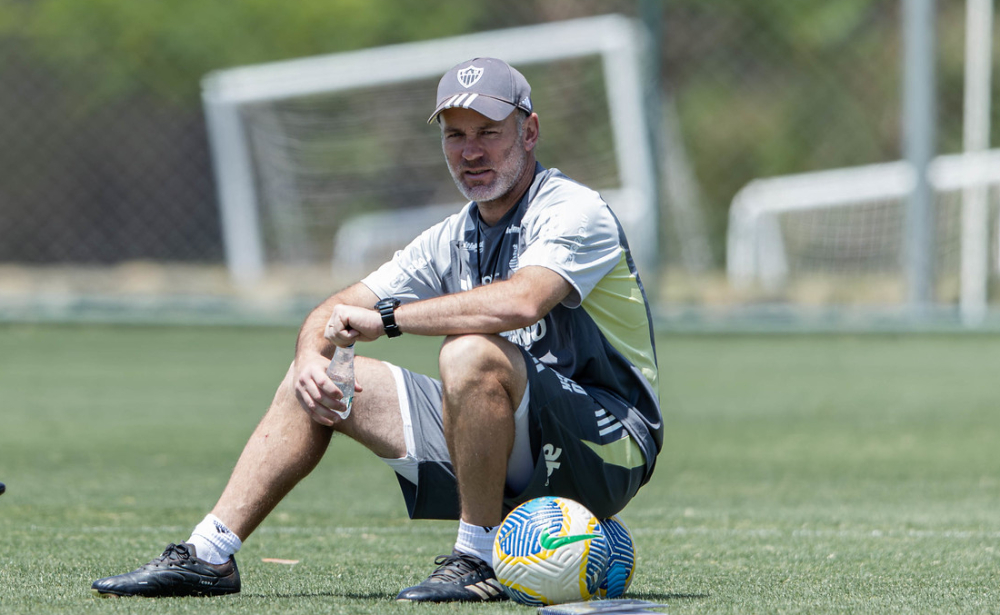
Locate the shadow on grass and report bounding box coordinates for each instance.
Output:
[631,591,711,601]
[244,591,396,600]
[245,591,711,602]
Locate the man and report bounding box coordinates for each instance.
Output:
[92,57,662,603]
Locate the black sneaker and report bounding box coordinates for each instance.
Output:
[395,550,506,603]
[91,543,240,597]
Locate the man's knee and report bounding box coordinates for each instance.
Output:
[440,334,509,380]
[438,334,526,404]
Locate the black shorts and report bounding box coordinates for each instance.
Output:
[387,348,648,520]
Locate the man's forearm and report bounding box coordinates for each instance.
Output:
[295,283,379,360]
[394,288,515,337]
[394,267,570,337]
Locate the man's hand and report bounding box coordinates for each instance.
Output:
[292,351,362,427]
[324,304,384,345]
[290,283,378,426]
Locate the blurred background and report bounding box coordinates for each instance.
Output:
[1,0,997,330]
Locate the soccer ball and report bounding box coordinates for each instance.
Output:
[492,496,611,606]
[598,514,635,598]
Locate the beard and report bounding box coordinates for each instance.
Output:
[447,139,530,204]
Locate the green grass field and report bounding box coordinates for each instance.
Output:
[2,324,999,613]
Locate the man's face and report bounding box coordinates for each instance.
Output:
[439,108,530,204]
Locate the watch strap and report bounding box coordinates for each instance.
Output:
[376,298,402,338]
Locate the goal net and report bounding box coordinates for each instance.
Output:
[726,149,1000,321]
[201,15,658,289]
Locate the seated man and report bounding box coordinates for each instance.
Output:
[92,57,663,603]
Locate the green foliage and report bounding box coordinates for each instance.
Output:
[5,0,480,107]
[664,0,910,258]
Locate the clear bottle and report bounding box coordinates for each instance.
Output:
[325,343,355,419]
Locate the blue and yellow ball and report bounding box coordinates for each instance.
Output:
[492,496,611,606]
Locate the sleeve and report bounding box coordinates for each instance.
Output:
[360,213,460,303]
[516,183,622,309]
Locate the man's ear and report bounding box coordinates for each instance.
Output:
[523,113,540,151]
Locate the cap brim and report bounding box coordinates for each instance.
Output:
[427,95,517,124]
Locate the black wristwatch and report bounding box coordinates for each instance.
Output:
[375,297,402,338]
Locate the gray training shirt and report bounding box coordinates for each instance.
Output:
[362,163,662,482]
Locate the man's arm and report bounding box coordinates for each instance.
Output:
[300,268,568,424]
[394,266,571,337]
[324,266,572,343]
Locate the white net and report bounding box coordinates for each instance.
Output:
[239,57,619,278]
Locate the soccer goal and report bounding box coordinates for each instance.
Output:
[726,149,1000,323]
[201,15,658,288]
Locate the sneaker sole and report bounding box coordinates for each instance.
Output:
[92,587,239,598]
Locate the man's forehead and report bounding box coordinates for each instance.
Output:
[439,107,510,130]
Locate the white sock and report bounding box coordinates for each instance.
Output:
[454,519,498,564]
[187,514,242,565]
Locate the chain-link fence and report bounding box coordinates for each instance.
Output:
[0,0,995,326]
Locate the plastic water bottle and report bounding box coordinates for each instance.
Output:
[325,343,355,419]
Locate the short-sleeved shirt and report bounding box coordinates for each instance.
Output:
[362,163,662,483]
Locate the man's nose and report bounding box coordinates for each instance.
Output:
[462,139,484,160]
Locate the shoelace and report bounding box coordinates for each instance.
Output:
[427,553,484,582]
[155,543,192,564]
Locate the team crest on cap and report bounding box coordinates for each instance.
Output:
[457,65,484,88]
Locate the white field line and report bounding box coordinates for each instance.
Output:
[24,524,1000,541]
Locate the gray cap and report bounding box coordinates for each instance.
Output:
[427,57,533,124]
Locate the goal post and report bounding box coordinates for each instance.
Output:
[726,149,1000,324]
[201,15,659,288]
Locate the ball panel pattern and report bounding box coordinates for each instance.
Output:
[598,514,635,598]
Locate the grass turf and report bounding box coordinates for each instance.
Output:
[1,324,999,613]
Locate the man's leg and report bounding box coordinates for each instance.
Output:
[438,333,526,528]
[395,333,525,603]
[92,357,405,597]
[211,358,405,540]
